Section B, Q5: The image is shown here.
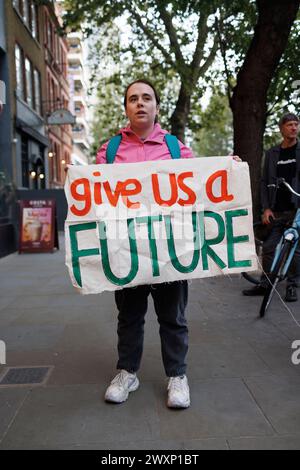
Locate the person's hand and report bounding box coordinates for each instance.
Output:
[262,208,275,225]
[64,164,73,174]
[231,155,242,162]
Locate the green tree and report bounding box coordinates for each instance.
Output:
[192,88,233,157]
[229,0,300,215]
[63,0,222,142]
[212,0,300,215]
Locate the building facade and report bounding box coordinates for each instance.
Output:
[67,31,90,165]
[6,0,48,191]
[0,0,15,256]
[44,2,72,187]
[0,1,95,256]
[0,0,76,257]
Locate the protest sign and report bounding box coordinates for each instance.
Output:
[64,157,257,294]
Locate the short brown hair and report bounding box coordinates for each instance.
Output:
[123,79,160,124]
[279,112,299,126]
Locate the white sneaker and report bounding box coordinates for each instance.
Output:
[167,375,190,408]
[105,370,139,403]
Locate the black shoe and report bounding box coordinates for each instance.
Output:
[243,285,267,296]
[285,285,298,302]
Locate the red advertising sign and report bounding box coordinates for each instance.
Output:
[19,199,59,253]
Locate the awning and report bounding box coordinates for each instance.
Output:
[15,118,49,147]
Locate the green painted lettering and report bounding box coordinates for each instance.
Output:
[164,211,200,273]
[98,219,138,285]
[69,223,100,287]
[199,211,226,270]
[225,209,251,268]
[136,215,162,277]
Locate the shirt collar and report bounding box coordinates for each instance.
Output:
[120,123,167,144]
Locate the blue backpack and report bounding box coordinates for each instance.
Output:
[106,133,181,163]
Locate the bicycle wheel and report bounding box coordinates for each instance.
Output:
[259,241,292,317]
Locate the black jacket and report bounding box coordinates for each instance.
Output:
[261,140,300,210]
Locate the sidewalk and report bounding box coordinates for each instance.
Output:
[0,233,300,450]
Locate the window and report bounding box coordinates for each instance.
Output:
[16,47,41,113]
[33,69,41,115]
[15,44,24,100]
[47,18,52,50]
[50,79,55,112]
[22,0,30,27]
[13,0,39,41]
[31,2,38,40]
[25,57,33,107]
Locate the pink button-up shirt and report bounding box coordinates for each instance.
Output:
[96,123,193,164]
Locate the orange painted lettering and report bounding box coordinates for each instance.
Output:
[121,179,142,208]
[206,170,234,203]
[152,173,178,206]
[177,172,196,206]
[70,178,91,216]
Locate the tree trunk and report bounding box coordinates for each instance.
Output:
[170,82,191,143]
[230,0,300,219]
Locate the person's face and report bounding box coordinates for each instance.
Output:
[280,120,299,140]
[125,83,159,130]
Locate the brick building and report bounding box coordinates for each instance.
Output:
[0,0,74,256]
[44,2,72,188]
[6,0,48,190]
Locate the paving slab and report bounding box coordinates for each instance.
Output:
[155,378,274,440]
[188,340,271,379]
[1,234,300,449]
[228,436,300,450]
[0,324,65,352]
[0,383,160,449]
[0,388,30,442]
[244,375,300,435]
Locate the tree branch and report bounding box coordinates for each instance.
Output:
[266,77,291,116]
[127,5,176,69]
[155,1,186,69]
[215,12,234,104]
[197,33,219,80]
[190,13,210,73]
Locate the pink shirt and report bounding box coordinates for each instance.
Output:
[96,123,193,164]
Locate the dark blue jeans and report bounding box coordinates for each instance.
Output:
[114,281,188,377]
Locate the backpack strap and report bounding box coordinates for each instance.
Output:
[106,134,122,164]
[164,134,181,159]
[105,133,181,163]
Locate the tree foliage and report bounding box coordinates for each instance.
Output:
[63,0,222,141]
[216,1,300,136]
[62,0,299,162]
[192,87,233,157]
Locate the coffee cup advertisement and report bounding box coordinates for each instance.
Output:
[19,200,57,253]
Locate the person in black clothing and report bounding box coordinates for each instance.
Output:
[243,112,300,301]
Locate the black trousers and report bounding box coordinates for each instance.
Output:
[114,281,188,377]
[262,211,300,286]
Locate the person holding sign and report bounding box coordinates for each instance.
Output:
[96,79,193,408]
